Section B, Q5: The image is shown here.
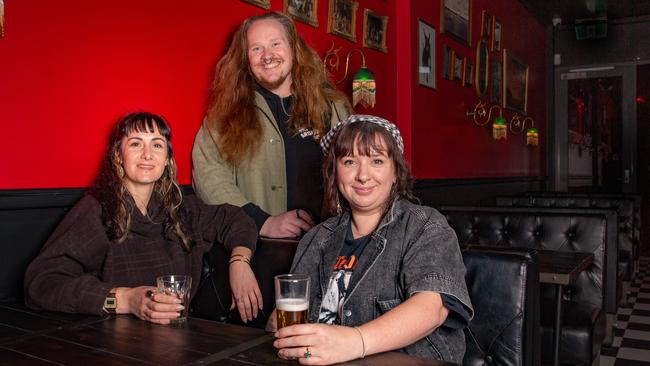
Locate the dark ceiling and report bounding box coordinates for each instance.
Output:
[520,0,650,26]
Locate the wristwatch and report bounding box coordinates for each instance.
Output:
[103,291,117,314]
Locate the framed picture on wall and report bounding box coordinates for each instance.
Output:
[362,9,388,53]
[463,59,473,87]
[492,17,502,51]
[441,0,471,46]
[418,20,436,89]
[504,49,529,113]
[328,0,358,42]
[443,45,453,80]
[454,54,464,81]
[491,58,502,104]
[241,0,271,10]
[0,0,4,38]
[285,0,319,27]
[481,10,491,38]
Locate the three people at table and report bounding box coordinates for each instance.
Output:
[272,115,473,364]
[192,12,351,238]
[24,10,472,364]
[24,112,261,324]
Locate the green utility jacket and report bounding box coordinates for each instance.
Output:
[192,91,348,216]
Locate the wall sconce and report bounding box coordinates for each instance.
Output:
[324,43,376,108]
[466,101,539,145]
[510,114,539,146]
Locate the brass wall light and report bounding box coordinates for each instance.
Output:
[510,113,539,146]
[324,43,376,108]
[466,100,539,145]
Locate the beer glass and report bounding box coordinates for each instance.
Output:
[274,274,310,329]
[156,274,192,326]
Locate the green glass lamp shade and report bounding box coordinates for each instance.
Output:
[492,117,507,140]
[353,66,375,81]
[493,117,507,126]
[352,66,376,108]
[526,127,539,146]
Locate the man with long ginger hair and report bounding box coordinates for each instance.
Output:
[193,12,350,238]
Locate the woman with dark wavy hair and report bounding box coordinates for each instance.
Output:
[272,115,473,364]
[25,112,260,324]
[193,12,350,240]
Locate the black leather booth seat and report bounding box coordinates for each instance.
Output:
[462,247,540,366]
[496,194,637,284]
[440,206,614,366]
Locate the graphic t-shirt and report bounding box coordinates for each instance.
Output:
[318,224,371,324]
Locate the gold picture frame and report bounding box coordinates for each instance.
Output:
[503,49,529,114]
[441,0,471,46]
[0,0,4,38]
[241,0,271,10]
[362,9,388,53]
[285,0,319,27]
[492,16,501,51]
[327,0,358,42]
[454,53,464,81]
[481,10,491,38]
[463,59,473,87]
[443,45,454,80]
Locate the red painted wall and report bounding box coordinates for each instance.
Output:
[409,0,546,179]
[0,0,545,189]
[0,0,395,189]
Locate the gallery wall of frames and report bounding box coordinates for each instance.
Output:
[410,0,546,179]
[0,0,546,189]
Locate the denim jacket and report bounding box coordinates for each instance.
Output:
[290,199,473,363]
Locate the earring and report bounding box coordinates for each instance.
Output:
[336,193,342,216]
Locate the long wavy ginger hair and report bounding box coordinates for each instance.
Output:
[91,112,191,251]
[207,12,350,165]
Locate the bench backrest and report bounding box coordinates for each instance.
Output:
[520,192,641,243]
[440,205,618,314]
[463,246,540,366]
[496,195,637,262]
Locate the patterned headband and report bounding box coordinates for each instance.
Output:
[320,114,404,155]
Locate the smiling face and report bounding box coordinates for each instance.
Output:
[246,18,294,96]
[118,126,169,195]
[336,134,396,218]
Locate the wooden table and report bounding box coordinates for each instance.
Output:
[537,250,594,366]
[0,303,451,365]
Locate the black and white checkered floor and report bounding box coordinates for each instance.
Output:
[601,257,650,365]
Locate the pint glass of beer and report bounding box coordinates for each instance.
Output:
[275,274,310,329]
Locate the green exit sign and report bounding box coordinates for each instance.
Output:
[575,17,607,40]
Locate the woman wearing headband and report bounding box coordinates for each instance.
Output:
[24,112,261,324]
[272,115,473,364]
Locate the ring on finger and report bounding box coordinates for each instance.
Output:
[237,297,243,303]
[145,290,156,300]
[304,347,312,358]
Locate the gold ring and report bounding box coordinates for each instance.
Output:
[304,347,312,358]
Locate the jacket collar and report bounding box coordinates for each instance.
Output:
[254,90,281,136]
[315,199,407,306]
[320,198,406,235]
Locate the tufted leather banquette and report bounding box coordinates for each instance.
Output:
[521,193,642,246]
[496,194,638,285]
[439,205,616,366]
[462,246,540,366]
